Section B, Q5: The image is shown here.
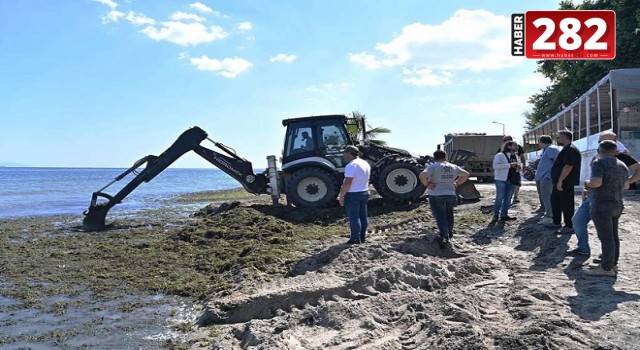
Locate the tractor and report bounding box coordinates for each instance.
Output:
[83,114,480,230]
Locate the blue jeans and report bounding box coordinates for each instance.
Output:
[428,195,457,239]
[345,191,369,242]
[539,178,553,219]
[572,197,591,253]
[493,180,515,218]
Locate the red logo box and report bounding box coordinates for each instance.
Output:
[516,10,616,59]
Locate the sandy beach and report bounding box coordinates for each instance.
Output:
[1,184,639,349]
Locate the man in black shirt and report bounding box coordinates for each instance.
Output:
[549,130,581,234]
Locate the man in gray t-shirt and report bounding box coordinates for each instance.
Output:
[584,140,629,277]
[419,149,470,248]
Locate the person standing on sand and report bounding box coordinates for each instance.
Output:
[583,140,629,277]
[338,145,371,245]
[497,135,526,204]
[490,141,521,224]
[419,149,470,249]
[547,130,581,235]
[567,131,640,257]
[535,135,560,225]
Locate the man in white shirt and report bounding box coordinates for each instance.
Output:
[338,145,372,244]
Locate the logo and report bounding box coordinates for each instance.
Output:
[511,10,616,59]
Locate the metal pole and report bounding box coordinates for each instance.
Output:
[266,155,280,205]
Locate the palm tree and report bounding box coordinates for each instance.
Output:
[350,111,391,146]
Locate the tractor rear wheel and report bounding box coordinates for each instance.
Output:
[375,158,425,203]
[286,168,339,208]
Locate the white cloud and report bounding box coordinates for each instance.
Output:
[125,11,155,26]
[519,74,551,88]
[454,96,530,114]
[350,9,521,85]
[349,52,382,69]
[178,52,190,60]
[238,21,252,31]
[402,68,452,86]
[103,10,125,23]
[141,22,226,46]
[189,2,213,13]
[93,0,118,10]
[170,11,205,22]
[189,56,253,78]
[189,2,227,17]
[269,53,297,63]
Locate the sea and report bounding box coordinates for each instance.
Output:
[0,167,241,219]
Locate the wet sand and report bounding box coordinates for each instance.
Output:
[1,184,639,349]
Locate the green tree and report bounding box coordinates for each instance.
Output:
[526,0,640,127]
[350,111,391,146]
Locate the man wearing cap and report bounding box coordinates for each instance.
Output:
[338,145,372,245]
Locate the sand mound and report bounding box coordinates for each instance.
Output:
[182,186,640,349]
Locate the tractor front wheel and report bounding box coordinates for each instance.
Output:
[286,168,339,208]
[375,158,425,203]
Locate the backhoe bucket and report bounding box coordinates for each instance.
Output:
[83,204,109,231]
[456,180,482,201]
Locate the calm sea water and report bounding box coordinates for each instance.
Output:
[0,167,241,218]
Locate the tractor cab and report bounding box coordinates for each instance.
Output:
[282,115,355,170]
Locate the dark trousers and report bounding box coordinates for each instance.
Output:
[345,191,369,242]
[429,195,457,239]
[551,184,575,227]
[592,209,622,270]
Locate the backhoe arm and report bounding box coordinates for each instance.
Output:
[82,126,268,231]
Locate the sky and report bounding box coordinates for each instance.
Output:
[0,0,562,168]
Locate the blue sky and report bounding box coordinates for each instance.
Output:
[0,0,560,168]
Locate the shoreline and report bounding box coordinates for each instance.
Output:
[1,184,640,349]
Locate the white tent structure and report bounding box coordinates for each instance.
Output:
[523,68,640,183]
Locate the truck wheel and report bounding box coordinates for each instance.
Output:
[286,168,339,208]
[375,158,425,202]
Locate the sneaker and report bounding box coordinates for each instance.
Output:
[345,239,360,245]
[512,198,520,204]
[557,226,575,235]
[489,216,499,224]
[584,265,616,277]
[538,217,554,225]
[500,216,517,221]
[592,258,602,264]
[566,248,590,257]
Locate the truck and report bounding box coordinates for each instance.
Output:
[443,133,504,182]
